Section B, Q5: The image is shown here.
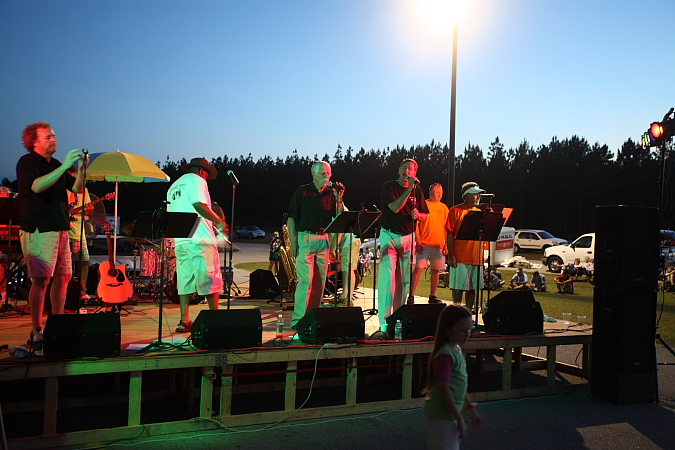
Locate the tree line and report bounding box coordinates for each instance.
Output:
[4,136,673,241]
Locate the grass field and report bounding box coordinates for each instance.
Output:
[234,261,675,345]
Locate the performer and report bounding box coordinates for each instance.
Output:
[167,157,227,333]
[287,161,344,329]
[67,168,94,302]
[336,226,361,305]
[377,158,429,334]
[17,122,86,355]
[410,183,449,304]
[447,182,486,312]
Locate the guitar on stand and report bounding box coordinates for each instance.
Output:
[97,222,133,310]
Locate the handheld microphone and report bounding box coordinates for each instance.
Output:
[226,170,240,186]
[480,193,496,198]
[328,182,344,191]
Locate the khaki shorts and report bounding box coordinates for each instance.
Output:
[415,245,446,270]
[175,243,223,296]
[70,238,90,261]
[20,230,72,278]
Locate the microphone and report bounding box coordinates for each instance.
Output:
[372,204,381,213]
[226,170,240,186]
[480,193,496,198]
[328,182,344,191]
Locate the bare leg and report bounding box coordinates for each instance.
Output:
[29,277,50,333]
[179,294,191,324]
[466,290,476,311]
[451,289,463,304]
[50,273,71,315]
[206,292,219,310]
[411,266,424,298]
[429,269,440,297]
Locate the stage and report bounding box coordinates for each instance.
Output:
[0,282,592,450]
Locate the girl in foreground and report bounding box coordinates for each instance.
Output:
[423,304,482,450]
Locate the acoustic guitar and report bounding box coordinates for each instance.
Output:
[97,222,133,304]
[69,192,116,221]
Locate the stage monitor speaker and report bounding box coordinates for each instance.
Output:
[592,287,656,375]
[386,303,446,340]
[249,269,281,299]
[192,308,262,350]
[594,205,659,289]
[591,371,656,405]
[43,313,121,359]
[295,307,364,344]
[482,290,544,335]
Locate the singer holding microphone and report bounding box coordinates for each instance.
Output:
[17,122,88,355]
[167,157,227,333]
[287,161,344,331]
[375,158,429,336]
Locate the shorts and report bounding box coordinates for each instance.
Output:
[425,417,460,450]
[448,262,484,291]
[175,242,223,296]
[20,229,72,278]
[415,246,446,270]
[70,238,90,262]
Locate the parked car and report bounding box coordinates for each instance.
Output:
[541,233,594,272]
[514,229,567,253]
[234,225,266,239]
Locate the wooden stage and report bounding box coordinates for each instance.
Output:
[0,285,592,450]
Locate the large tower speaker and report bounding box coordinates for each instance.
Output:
[386,303,446,339]
[592,205,658,404]
[295,307,364,344]
[43,313,121,359]
[594,205,659,289]
[192,308,262,350]
[482,290,544,335]
[249,269,281,298]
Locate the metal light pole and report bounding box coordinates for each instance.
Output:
[447,18,458,206]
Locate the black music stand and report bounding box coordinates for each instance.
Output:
[0,197,23,314]
[132,210,198,351]
[325,211,380,307]
[455,209,504,326]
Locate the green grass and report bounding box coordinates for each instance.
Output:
[236,262,675,344]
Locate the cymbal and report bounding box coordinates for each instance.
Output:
[122,223,135,234]
[119,236,155,246]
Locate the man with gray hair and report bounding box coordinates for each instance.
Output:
[287,161,344,329]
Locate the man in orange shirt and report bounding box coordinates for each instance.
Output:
[447,182,486,311]
[410,183,449,304]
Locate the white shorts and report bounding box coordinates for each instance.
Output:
[425,417,460,450]
[20,230,72,278]
[175,243,223,296]
[415,246,446,270]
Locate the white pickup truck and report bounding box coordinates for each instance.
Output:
[541,233,595,272]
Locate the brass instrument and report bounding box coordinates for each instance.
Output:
[279,224,298,293]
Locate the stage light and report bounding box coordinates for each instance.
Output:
[642,118,675,148]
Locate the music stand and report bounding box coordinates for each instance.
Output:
[455,209,504,326]
[132,210,198,351]
[325,211,380,306]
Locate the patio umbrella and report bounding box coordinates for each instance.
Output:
[86,150,170,262]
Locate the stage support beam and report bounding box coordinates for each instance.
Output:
[128,371,142,426]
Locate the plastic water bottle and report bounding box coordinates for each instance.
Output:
[276,314,284,338]
[394,320,403,341]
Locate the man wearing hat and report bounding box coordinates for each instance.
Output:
[167,157,227,333]
[447,181,486,311]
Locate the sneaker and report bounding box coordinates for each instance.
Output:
[33,327,44,357]
[428,295,442,304]
[175,320,192,333]
[406,297,415,305]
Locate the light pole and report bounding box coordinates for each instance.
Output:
[447,18,458,206]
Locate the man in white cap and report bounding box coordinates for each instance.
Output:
[167,157,227,333]
[447,181,485,311]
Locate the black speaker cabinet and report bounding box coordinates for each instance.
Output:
[482,290,544,335]
[192,308,262,350]
[386,303,446,340]
[295,307,365,344]
[592,287,657,374]
[594,205,659,289]
[43,313,121,359]
[249,269,281,299]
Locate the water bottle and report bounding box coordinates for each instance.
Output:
[276,313,284,338]
[394,319,403,341]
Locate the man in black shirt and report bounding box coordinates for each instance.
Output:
[287,161,344,329]
[17,122,85,355]
[377,158,429,334]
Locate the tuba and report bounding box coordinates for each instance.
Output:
[279,224,298,292]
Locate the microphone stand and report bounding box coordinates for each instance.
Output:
[226,172,239,310]
[407,184,418,304]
